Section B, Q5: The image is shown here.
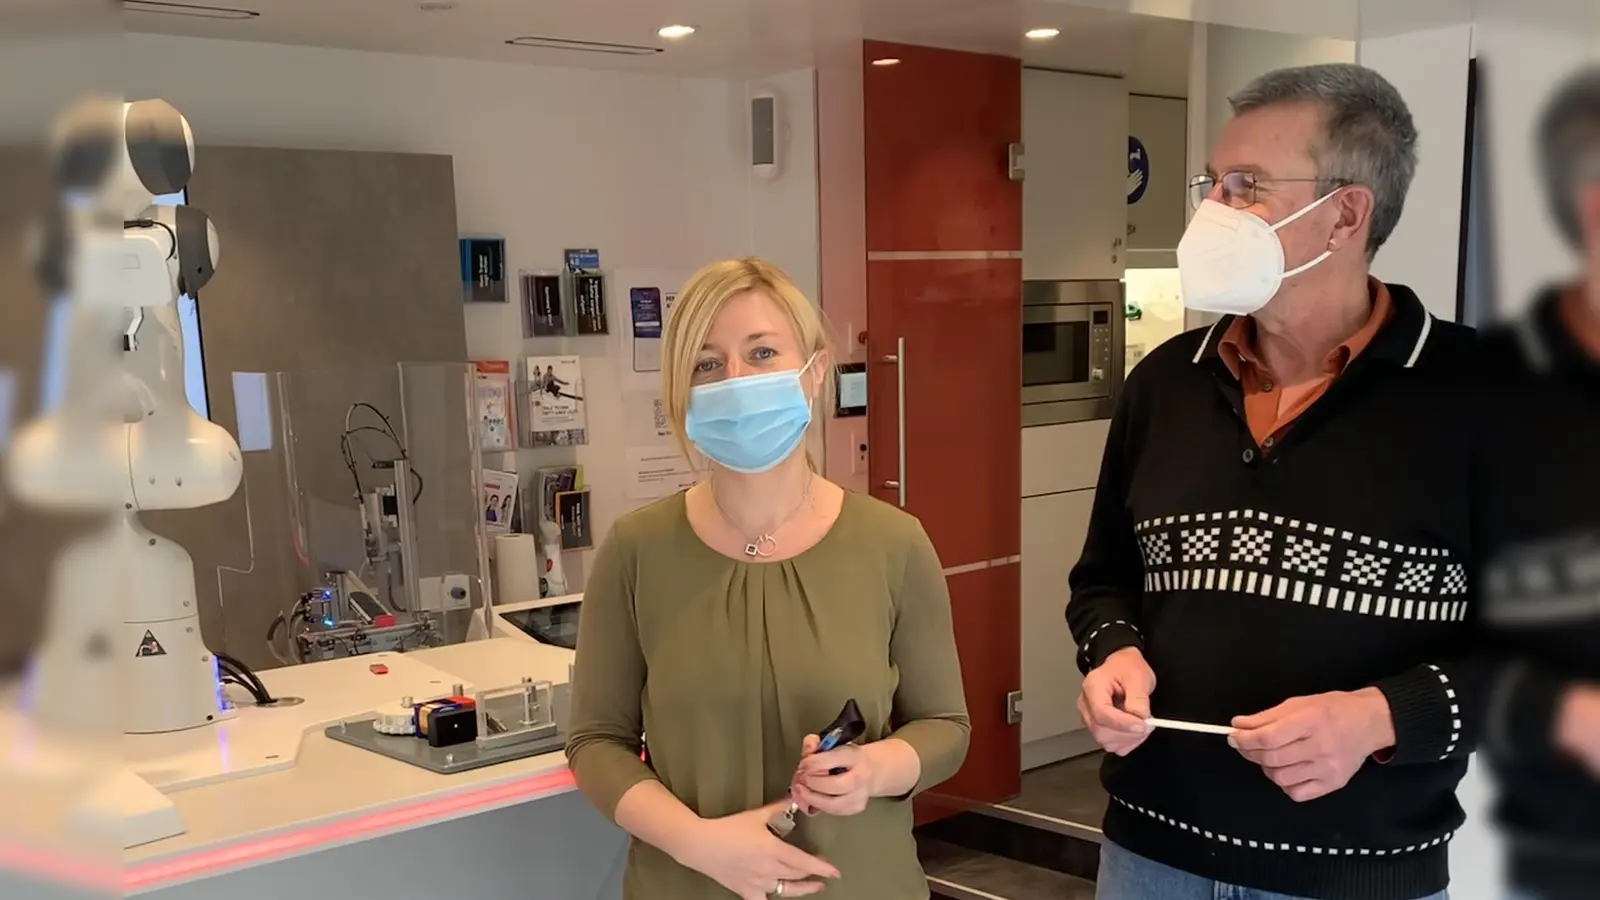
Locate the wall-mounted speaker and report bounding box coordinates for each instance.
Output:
[750,89,781,181]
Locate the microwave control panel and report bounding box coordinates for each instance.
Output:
[1087,307,1113,383]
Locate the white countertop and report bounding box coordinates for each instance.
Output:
[119,639,582,891]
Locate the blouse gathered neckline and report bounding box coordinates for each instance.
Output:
[676,487,854,566]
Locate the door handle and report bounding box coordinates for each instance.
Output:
[882,338,906,508]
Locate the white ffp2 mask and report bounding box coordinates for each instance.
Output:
[1177,192,1341,316]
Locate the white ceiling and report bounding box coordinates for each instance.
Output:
[120,0,1198,96]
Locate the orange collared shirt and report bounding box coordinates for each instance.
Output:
[1557,282,1600,361]
[1218,278,1395,448]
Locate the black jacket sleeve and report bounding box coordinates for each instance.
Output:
[1066,381,1146,675]
[1372,355,1503,766]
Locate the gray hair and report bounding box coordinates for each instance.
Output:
[1229,63,1419,258]
[1536,65,1600,250]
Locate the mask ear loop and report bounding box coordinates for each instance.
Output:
[1271,187,1343,278]
[797,351,822,409]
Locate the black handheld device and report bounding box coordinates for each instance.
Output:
[813,698,866,773]
[767,699,868,838]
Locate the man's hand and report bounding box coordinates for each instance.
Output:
[1229,688,1396,803]
[1556,683,1600,777]
[1077,647,1155,756]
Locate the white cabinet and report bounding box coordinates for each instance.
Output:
[1022,69,1130,282]
[1021,419,1109,497]
[1128,95,1189,253]
[1020,488,1096,746]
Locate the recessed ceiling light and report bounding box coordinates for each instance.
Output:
[123,0,259,18]
[871,57,901,67]
[657,24,695,39]
[1025,27,1060,39]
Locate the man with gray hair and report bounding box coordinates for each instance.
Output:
[1473,65,1600,900]
[1068,63,1483,900]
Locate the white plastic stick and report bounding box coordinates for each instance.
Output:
[1144,716,1235,736]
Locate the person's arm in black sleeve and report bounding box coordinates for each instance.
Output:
[1373,362,1497,765]
[1371,653,1486,764]
[1484,659,1573,763]
[1066,381,1146,675]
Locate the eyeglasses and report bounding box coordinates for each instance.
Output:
[1187,172,1350,211]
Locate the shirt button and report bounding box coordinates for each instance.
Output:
[1242,448,1256,463]
[1263,436,1276,448]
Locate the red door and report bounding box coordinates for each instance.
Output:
[864,41,1023,811]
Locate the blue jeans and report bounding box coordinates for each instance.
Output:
[1096,840,1449,900]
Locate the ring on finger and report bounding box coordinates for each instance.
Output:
[774,879,786,897]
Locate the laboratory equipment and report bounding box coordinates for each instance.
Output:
[4,97,252,850]
[12,98,241,737]
[271,408,441,663]
[326,676,568,773]
[290,568,440,663]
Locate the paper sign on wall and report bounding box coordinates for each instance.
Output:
[623,446,698,501]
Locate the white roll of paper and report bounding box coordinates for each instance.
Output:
[494,533,541,604]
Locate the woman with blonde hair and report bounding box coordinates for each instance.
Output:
[566,257,970,900]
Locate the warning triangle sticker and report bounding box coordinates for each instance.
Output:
[136,630,167,658]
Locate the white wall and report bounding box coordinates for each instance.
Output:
[1359,24,1474,321]
[117,34,820,591]
[1201,25,1357,166]
[1471,0,1595,316]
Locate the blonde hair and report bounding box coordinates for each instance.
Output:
[662,257,832,469]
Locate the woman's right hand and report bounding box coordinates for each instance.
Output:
[676,799,840,900]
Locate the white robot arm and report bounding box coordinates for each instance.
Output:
[14,98,243,740]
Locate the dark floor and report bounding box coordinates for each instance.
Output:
[921,835,1096,900]
[1002,752,1106,826]
[918,753,1108,900]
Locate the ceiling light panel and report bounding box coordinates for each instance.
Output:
[123,0,260,19]
[505,36,663,57]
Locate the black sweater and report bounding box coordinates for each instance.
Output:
[1477,288,1600,900]
[1067,284,1486,900]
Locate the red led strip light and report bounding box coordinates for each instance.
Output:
[0,769,578,894]
[123,768,575,891]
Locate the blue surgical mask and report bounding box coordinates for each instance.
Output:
[685,355,817,474]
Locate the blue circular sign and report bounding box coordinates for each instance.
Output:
[1127,135,1149,205]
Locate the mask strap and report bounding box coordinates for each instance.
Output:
[1269,186,1341,233]
[1283,250,1333,279]
[1272,188,1341,279]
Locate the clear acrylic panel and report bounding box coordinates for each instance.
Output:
[214,362,491,669]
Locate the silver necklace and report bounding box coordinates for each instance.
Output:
[711,475,813,558]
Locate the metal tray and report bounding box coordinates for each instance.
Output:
[325,717,567,774]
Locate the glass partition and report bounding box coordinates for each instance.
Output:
[214,362,490,669]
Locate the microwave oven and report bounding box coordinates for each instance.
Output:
[1021,280,1124,427]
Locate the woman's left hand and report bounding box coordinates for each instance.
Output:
[790,735,876,817]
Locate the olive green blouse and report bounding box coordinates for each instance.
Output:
[566,490,971,899]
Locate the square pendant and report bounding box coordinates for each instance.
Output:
[743,543,760,557]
